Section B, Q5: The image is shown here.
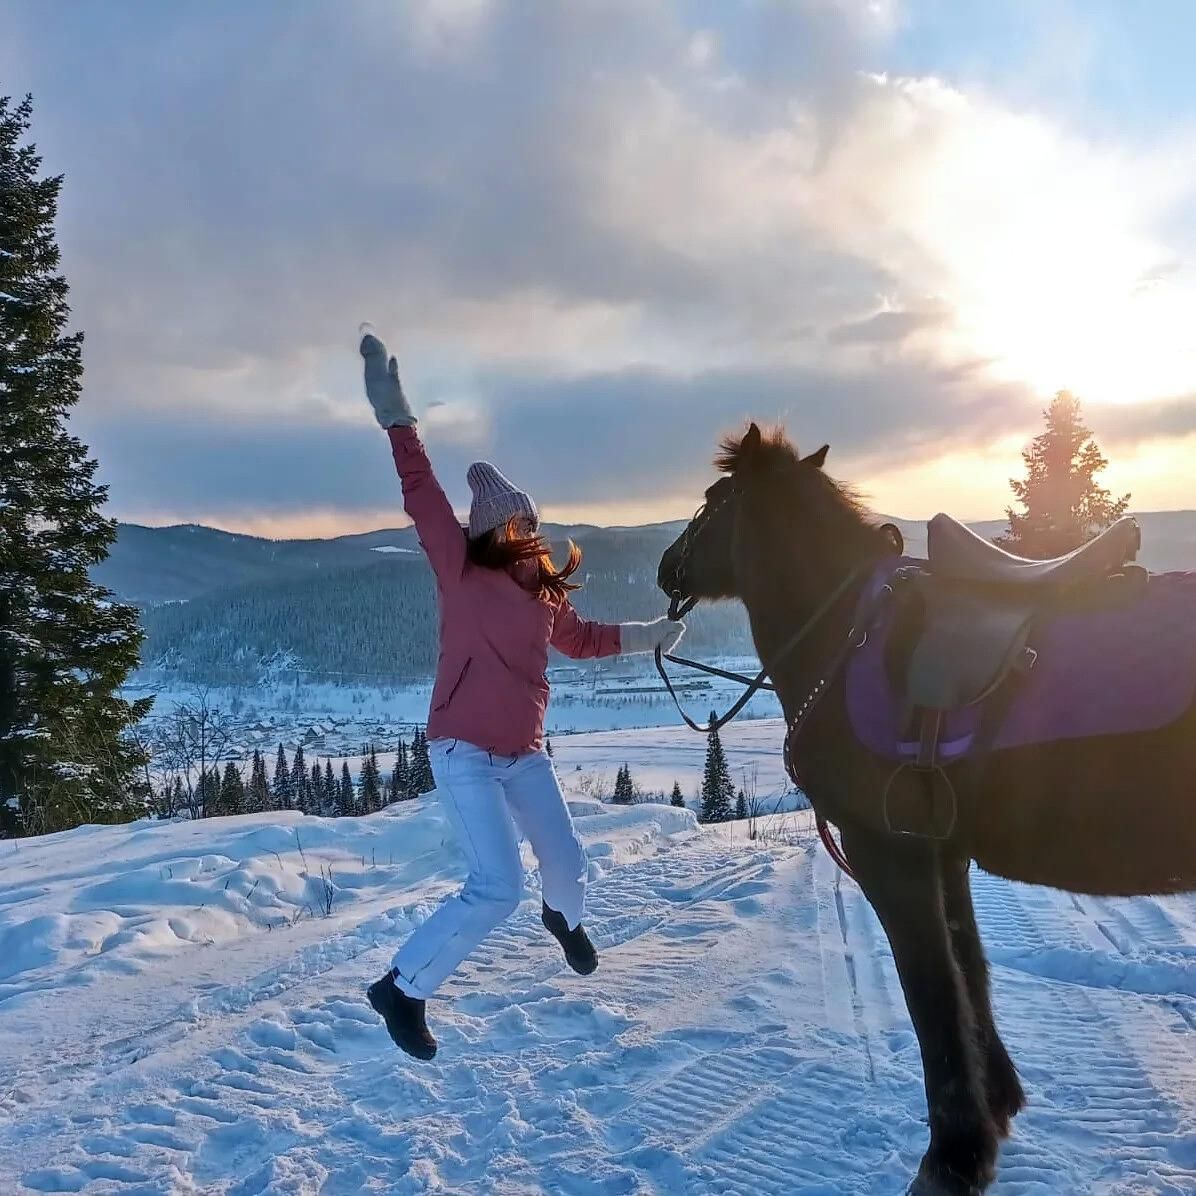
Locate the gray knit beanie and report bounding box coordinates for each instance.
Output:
[466,461,539,538]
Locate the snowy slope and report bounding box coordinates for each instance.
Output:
[3,725,1196,1194]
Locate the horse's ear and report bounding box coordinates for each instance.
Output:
[742,423,763,458]
[802,444,830,469]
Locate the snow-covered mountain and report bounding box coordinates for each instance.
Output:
[95,519,691,606]
[102,512,1196,686]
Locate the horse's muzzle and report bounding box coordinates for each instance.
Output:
[657,540,684,598]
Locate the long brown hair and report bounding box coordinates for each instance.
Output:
[467,518,583,602]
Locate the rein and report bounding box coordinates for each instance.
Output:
[655,560,870,735]
[658,511,904,882]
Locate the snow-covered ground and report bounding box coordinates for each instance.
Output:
[127,655,783,764]
[3,723,1196,1193]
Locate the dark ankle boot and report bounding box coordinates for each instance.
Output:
[541,902,598,975]
[367,970,438,1060]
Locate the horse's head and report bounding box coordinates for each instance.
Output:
[657,422,831,613]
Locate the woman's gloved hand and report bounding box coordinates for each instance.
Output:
[619,617,686,656]
[360,330,416,428]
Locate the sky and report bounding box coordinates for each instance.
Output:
[5,0,1196,536]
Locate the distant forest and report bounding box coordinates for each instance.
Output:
[139,531,755,685]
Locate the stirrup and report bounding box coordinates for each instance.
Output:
[882,761,958,840]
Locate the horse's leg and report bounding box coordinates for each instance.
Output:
[841,821,997,1195]
[940,853,1025,1137]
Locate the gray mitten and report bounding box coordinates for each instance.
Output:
[360,332,416,428]
[620,617,685,656]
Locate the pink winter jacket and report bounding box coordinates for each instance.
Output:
[389,426,622,756]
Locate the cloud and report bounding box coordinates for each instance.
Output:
[1090,393,1196,446]
[829,305,951,344]
[3,0,1195,530]
[82,354,1036,530]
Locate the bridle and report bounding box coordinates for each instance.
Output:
[656,486,873,735]
[663,483,737,624]
[656,487,902,880]
[655,484,776,734]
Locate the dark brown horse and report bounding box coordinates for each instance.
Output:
[657,423,1196,1195]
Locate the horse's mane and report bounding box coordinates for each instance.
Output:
[715,425,793,474]
[715,425,872,527]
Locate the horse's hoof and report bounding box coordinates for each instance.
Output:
[908,1157,990,1196]
[907,1177,984,1196]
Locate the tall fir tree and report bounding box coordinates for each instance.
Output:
[358,746,382,815]
[394,738,412,800]
[272,744,292,812]
[219,761,246,817]
[323,759,336,811]
[338,761,356,818]
[290,744,307,814]
[247,750,270,814]
[670,780,686,809]
[612,763,635,804]
[371,746,382,807]
[198,766,222,819]
[700,716,735,823]
[310,760,323,814]
[410,729,434,794]
[997,391,1130,559]
[735,789,747,820]
[0,95,150,837]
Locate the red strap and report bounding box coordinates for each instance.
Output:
[816,816,856,882]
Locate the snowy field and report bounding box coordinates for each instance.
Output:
[126,656,783,765]
[3,723,1196,1193]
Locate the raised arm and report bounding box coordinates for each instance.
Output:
[388,426,467,584]
[361,332,466,584]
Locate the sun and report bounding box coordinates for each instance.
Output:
[958,267,1196,407]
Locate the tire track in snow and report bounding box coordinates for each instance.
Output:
[970,870,1196,1193]
[10,834,1196,1194]
[5,837,784,1194]
[595,847,923,1196]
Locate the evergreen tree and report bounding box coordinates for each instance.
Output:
[219,761,246,817]
[397,738,413,800]
[998,391,1130,559]
[291,744,307,814]
[247,750,270,814]
[670,781,686,809]
[197,766,222,818]
[735,789,747,820]
[371,746,383,807]
[324,759,336,811]
[0,95,150,837]
[359,746,382,814]
[338,761,356,818]
[700,716,735,823]
[310,760,323,813]
[272,744,292,811]
[612,763,635,804]
[410,729,434,794]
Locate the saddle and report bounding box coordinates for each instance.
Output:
[886,515,1143,829]
[905,515,1143,727]
[845,519,1196,839]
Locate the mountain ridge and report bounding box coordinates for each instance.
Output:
[100,510,1196,606]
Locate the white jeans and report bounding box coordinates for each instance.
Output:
[392,740,588,1000]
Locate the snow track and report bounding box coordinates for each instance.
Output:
[4,800,1196,1193]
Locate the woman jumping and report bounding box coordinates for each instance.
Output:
[359,332,684,1060]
